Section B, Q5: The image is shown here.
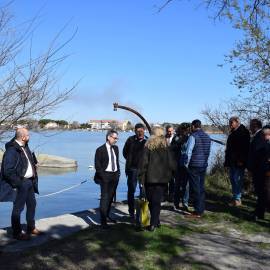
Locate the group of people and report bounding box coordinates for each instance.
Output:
[1,116,270,240]
[94,119,212,231]
[95,117,270,231]
[225,117,270,220]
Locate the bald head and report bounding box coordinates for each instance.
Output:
[15,128,30,145]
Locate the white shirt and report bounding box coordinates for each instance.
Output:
[105,142,118,172]
[15,140,34,178]
[251,128,262,142]
[167,135,174,146]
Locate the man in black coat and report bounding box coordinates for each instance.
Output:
[261,126,270,215]
[165,125,176,202]
[94,129,120,229]
[173,123,191,210]
[224,117,250,206]
[1,128,41,240]
[123,123,147,218]
[248,120,267,220]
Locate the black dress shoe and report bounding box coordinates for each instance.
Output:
[101,223,109,230]
[107,216,117,223]
[13,232,31,241]
[148,225,156,232]
[252,214,264,222]
[168,195,174,203]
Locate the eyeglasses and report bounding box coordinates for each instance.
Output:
[110,136,118,140]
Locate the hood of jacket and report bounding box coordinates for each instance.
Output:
[232,124,247,134]
[5,137,26,152]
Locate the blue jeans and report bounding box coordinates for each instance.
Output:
[229,167,245,201]
[11,179,36,236]
[188,166,206,215]
[127,169,141,216]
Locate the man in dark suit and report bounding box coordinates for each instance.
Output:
[165,125,176,202]
[1,128,42,240]
[247,119,265,220]
[94,129,120,229]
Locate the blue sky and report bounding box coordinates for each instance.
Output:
[12,0,241,124]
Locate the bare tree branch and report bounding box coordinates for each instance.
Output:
[0,3,77,140]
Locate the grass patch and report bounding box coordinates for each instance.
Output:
[0,170,269,270]
[204,173,270,234]
[0,224,200,270]
[256,242,270,250]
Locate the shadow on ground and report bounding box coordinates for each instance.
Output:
[205,185,270,232]
[0,209,218,270]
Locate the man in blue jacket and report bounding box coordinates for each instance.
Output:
[184,119,211,218]
[1,128,42,240]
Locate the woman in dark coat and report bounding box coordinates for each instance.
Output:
[138,126,176,231]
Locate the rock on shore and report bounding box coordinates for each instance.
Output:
[0,151,77,168]
[36,154,77,168]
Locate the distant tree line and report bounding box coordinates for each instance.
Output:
[38,119,69,128]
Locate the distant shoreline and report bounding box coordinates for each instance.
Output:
[0,128,225,134]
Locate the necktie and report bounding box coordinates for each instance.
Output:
[110,146,115,172]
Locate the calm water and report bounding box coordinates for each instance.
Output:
[0,130,225,228]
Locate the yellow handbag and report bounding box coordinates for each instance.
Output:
[135,198,150,227]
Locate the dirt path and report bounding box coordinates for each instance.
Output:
[0,202,269,270]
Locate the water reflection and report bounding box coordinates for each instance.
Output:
[37,166,77,176]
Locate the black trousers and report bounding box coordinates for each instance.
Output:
[164,177,175,201]
[174,166,189,207]
[12,178,36,236]
[100,171,119,225]
[146,183,166,226]
[253,172,267,218]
